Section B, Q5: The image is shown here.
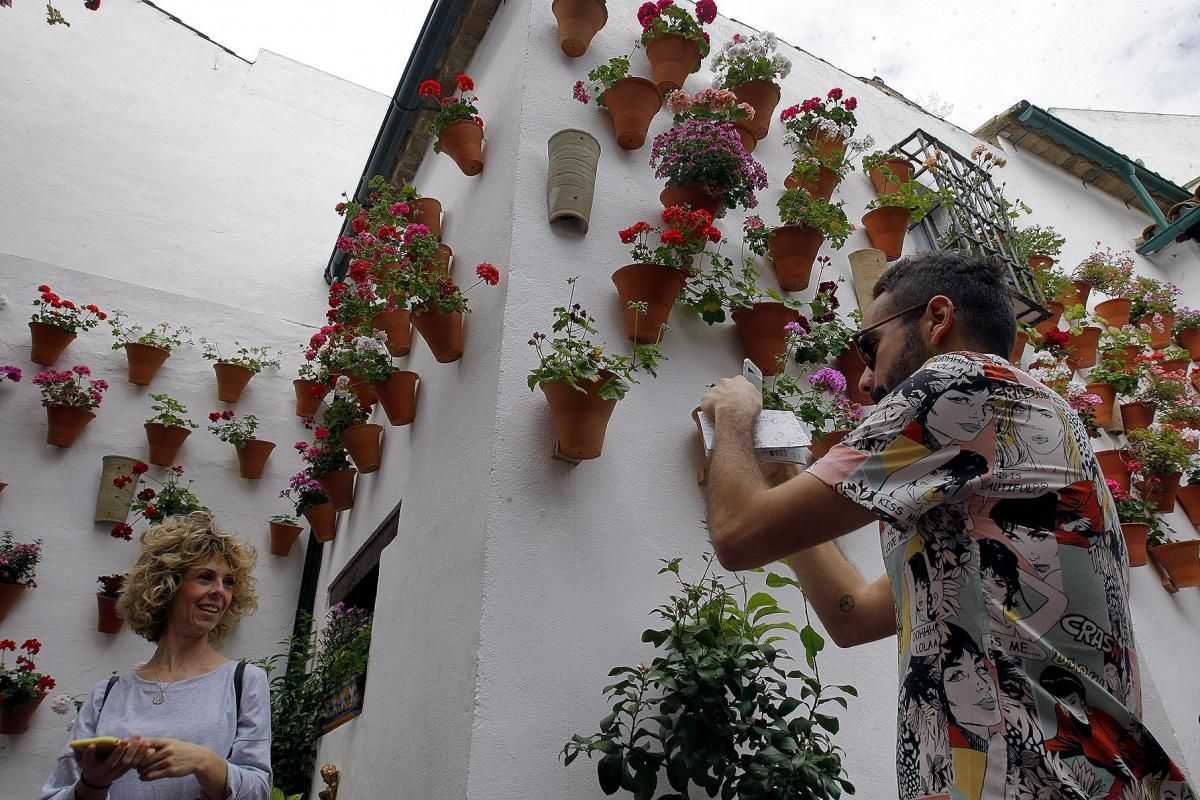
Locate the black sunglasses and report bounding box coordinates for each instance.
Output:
[850,302,929,371]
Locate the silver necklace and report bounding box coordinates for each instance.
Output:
[150,660,193,705]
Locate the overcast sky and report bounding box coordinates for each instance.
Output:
[150,0,1198,131]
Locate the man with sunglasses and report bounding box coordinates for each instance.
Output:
[701,251,1194,800]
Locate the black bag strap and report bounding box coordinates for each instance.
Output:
[227,660,247,759]
[94,674,120,727]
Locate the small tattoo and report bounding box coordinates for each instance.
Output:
[839,595,855,613]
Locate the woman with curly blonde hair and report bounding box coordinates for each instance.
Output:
[42,513,271,800]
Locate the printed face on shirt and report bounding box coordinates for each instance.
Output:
[944,650,1001,729]
[1019,403,1064,456]
[1005,527,1059,579]
[926,389,993,443]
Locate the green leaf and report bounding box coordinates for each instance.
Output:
[598,754,623,795]
[815,713,841,734]
[642,628,671,647]
[634,766,658,800]
[800,624,825,667]
[667,753,690,792]
[599,712,617,733]
[746,592,777,613]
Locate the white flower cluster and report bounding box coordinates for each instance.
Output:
[812,117,854,140]
[710,31,791,86]
[1027,353,1071,388]
[351,332,389,356]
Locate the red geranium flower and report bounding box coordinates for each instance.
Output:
[456,74,474,92]
[475,262,501,286]
[0,640,15,651]
[131,462,149,475]
[418,79,442,98]
[113,475,133,489]
[844,97,858,111]
[22,639,42,654]
[37,285,50,293]
[661,228,685,245]
[111,523,134,541]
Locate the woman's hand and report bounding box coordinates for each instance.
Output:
[136,737,220,781]
[77,734,150,792]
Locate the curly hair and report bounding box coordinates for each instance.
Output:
[116,512,259,644]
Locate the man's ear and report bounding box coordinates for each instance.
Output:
[926,295,955,347]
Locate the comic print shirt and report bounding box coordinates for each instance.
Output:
[807,352,1195,800]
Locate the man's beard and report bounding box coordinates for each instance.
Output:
[871,324,931,404]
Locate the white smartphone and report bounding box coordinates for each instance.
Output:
[742,358,763,392]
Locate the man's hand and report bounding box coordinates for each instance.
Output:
[701,376,762,428]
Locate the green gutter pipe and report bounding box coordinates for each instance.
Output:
[1120,163,1170,229]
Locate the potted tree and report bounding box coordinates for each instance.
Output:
[1106,479,1155,566]
[637,0,715,95]
[769,188,852,291]
[709,30,791,141]
[200,339,282,404]
[109,464,208,542]
[144,393,198,466]
[650,118,768,217]
[96,573,125,634]
[283,471,336,544]
[208,410,275,479]
[861,178,950,261]
[529,278,665,461]
[573,54,661,151]
[1125,427,1194,513]
[33,365,107,447]
[107,311,192,386]
[0,638,57,734]
[421,74,485,175]
[27,285,106,365]
[0,531,41,623]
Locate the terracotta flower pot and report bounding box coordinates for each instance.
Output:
[540,374,618,460]
[144,423,191,466]
[809,430,849,459]
[341,423,383,474]
[45,405,95,447]
[732,303,799,377]
[374,370,419,426]
[835,347,873,405]
[423,243,453,276]
[805,129,845,162]
[860,206,911,261]
[1116,344,1143,370]
[410,305,465,363]
[1028,255,1054,271]
[213,363,254,403]
[123,343,170,386]
[437,119,485,176]
[372,307,412,357]
[1139,472,1181,514]
[644,33,701,95]
[784,166,839,202]
[1065,326,1102,370]
[269,520,304,556]
[235,439,276,480]
[293,379,328,417]
[551,0,607,57]
[0,692,45,734]
[1118,401,1155,433]
[1175,484,1200,525]
[1034,302,1064,335]
[28,321,76,366]
[0,582,29,623]
[1086,384,1117,430]
[600,77,661,150]
[1096,448,1131,491]
[611,263,686,344]
[768,225,823,292]
[868,158,914,196]
[659,182,724,217]
[1149,540,1200,588]
[1176,327,1200,361]
[1011,330,1029,364]
[732,121,757,154]
[1160,358,1189,374]
[302,502,337,543]
[1094,298,1132,328]
[318,468,357,512]
[1135,313,1174,349]
[731,79,780,140]
[1067,280,1092,309]
[349,376,378,406]
[96,593,123,634]
[408,197,443,238]
[0,481,6,496]
[1120,523,1150,567]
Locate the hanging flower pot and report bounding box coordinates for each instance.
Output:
[96,594,123,634]
[1138,472,1180,514]
[659,183,724,218]
[349,376,378,407]
[269,520,304,557]
[318,468,357,512]
[1011,330,1029,364]
[302,502,338,543]
[731,302,799,376]
[1065,326,1102,370]
[1095,448,1130,491]
[1067,280,1092,309]
[783,167,838,202]
[373,370,419,426]
[122,343,170,386]
[341,423,384,474]
[437,119,485,176]
[1033,302,1064,335]
[1118,402,1155,433]
[835,347,873,406]
[1175,484,1200,525]
[848,249,887,314]
[0,693,46,734]
[28,322,76,366]
[805,129,845,162]
[539,374,618,460]
[408,197,443,239]
[860,207,911,261]
[1028,255,1054,272]
[94,455,140,524]
[1160,358,1190,374]
[547,128,601,231]
[645,33,701,95]
[0,582,29,624]
[144,423,191,466]
[213,363,255,403]
[1121,523,1149,567]
[410,305,465,363]
[292,380,328,418]
[867,158,914,196]
[551,0,607,57]
[1135,314,1174,349]
[730,80,781,140]
[1116,344,1142,370]
[767,225,823,292]
[809,430,849,459]
[45,405,95,447]
[1175,327,1200,361]
[600,77,661,150]
[731,121,757,154]
[1149,540,1200,588]
[235,439,276,480]
[1094,298,1132,328]
[372,307,411,358]
[611,263,686,344]
[1086,384,1117,430]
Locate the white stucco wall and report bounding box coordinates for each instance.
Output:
[1050,107,1200,189]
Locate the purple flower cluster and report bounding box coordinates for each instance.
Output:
[808,367,847,395]
[649,119,768,210]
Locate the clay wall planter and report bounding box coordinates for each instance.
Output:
[731,80,780,140]
[213,363,255,403]
[784,166,838,201]
[848,248,887,314]
[317,468,357,512]
[867,158,914,196]
[349,376,378,406]
[644,33,700,95]
[547,129,601,232]
[427,244,454,276]
[1086,384,1117,430]
[551,0,607,57]
[809,430,849,460]
[805,130,845,162]
[144,423,191,466]
[860,206,911,261]
[732,302,799,376]
[45,405,95,447]
[0,692,45,734]
[540,374,618,460]
[123,343,170,385]
[1121,523,1149,567]
[0,481,6,496]
[611,263,686,344]
[835,347,873,405]
[302,502,338,543]
[0,582,29,623]
[411,306,465,363]
[732,122,757,154]
[96,594,123,634]
[1028,255,1054,271]
[235,439,276,479]
[437,119,485,176]
[408,197,443,238]
[1095,448,1130,491]
[95,455,141,523]
[659,182,724,218]
[269,520,304,556]
[1176,327,1200,361]
[1094,298,1132,328]
[767,225,823,291]
[1067,280,1092,309]
[1065,326,1102,370]
[341,423,384,474]
[1175,484,1200,525]
[293,379,328,417]
[1159,358,1189,374]
[374,370,419,426]
[1114,344,1142,370]
[28,321,76,366]
[600,77,660,150]
[1139,472,1180,514]
[1011,330,1028,364]
[1135,314,1173,349]
[1033,302,1063,335]
[1149,540,1200,588]
[1118,402,1155,433]
[372,307,411,357]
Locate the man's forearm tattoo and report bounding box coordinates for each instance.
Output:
[839,595,855,613]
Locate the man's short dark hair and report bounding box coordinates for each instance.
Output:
[872,251,1017,358]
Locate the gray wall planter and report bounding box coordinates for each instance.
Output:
[547,129,601,233]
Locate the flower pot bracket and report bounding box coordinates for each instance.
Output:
[550,441,583,465]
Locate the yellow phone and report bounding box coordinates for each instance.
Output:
[69,736,122,755]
